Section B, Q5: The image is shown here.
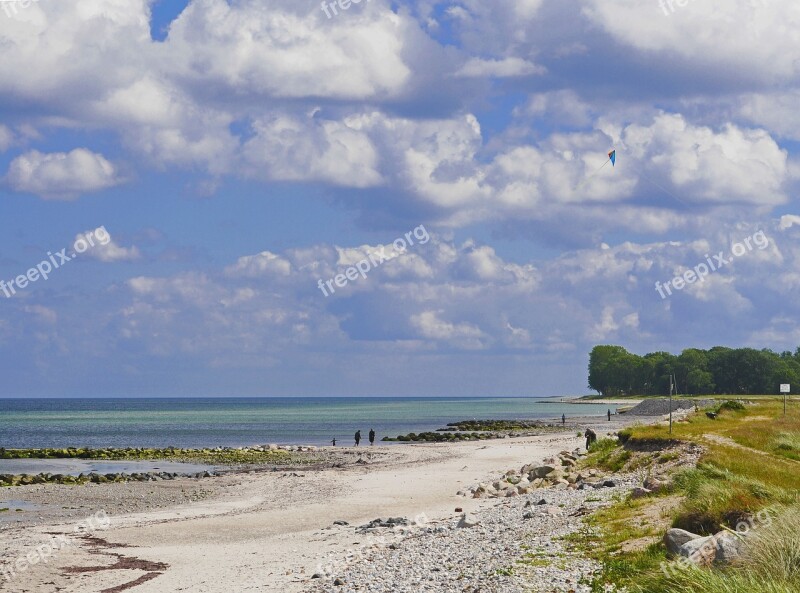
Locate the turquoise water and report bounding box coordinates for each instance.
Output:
[0,398,614,448]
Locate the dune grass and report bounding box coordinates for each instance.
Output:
[655,506,800,593]
[571,399,800,592]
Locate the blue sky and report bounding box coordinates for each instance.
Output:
[1,0,799,397]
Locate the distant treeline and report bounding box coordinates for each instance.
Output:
[588,345,800,396]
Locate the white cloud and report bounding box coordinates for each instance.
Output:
[225,251,293,278]
[6,149,124,200]
[162,0,415,101]
[455,57,544,78]
[410,310,486,348]
[583,0,800,83]
[75,229,141,262]
[243,114,383,187]
[0,125,13,152]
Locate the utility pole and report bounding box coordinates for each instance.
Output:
[669,374,674,434]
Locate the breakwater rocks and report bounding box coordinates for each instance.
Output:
[0,445,306,463]
[459,449,616,499]
[383,421,567,442]
[0,470,217,487]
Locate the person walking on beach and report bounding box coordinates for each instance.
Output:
[331,437,336,447]
[607,408,612,421]
[561,414,566,425]
[354,430,361,447]
[369,429,376,446]
[584,428,597,451]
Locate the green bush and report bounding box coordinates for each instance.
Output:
[718,400,746,412]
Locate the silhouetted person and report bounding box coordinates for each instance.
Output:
[608,409,612,421]
[331,437,336,447]
[369,429,376,446]
[585,428,597,450]
[354,430,361,447]
[562,414,566,425]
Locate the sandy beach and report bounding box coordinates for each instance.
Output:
[0,416,637,593]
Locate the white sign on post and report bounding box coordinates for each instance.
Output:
[780,384,791,393]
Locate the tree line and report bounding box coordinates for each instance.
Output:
[588,345,800,397]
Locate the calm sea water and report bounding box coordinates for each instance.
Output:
[0,398,615,448]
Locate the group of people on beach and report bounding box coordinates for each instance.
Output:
[330,408,613,449]
[331,429,376,447]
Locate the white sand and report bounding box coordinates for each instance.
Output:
[1,429,617,592]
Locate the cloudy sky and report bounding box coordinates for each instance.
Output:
[1,0,799,397]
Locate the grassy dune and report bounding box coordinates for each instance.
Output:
[571,398,800,593]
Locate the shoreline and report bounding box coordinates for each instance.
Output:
[0,415,645,593]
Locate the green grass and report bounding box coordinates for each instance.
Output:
[568,400,800,592]
[564,495,668,592]
[583,438,632,472]
[654,506,800,593]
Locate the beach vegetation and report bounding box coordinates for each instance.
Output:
[571,399,800,592]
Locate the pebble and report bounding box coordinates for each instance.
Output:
[309,474,639,593]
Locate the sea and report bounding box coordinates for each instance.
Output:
[0,397,616,449]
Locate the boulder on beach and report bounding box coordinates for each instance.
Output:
[457,513,480,528]
[532,465,556,478]
[664,528,702,555]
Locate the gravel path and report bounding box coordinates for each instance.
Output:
[310,475,639,593]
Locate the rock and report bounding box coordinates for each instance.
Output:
[333,520,349,526]
[664,528,703,555]
[457,513,480,528]
[561,458,577,467]
[333,578,345,585]
[644,476,671,493]
[536,499,548,505]
[532,465,556,478]
[522,511,535,520]
[631,487,652,499]
[714,531,745,564]
[679,536,717,566]
[602,479,617,488]
[505,489,518,497]
[454,507,463,513]
[311,573,323,579]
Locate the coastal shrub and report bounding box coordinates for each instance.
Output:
[717,400,746,413]
[588,438,618,455]
[670,463,787,534]
[584,438,632,473]
[772,432,800,460]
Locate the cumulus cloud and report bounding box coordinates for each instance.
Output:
[455,57,544,78]
[162,0,416,101]
[0,125,13,152]
[6,149,124,200]
[582,0,800,83]
[75,228,141,262]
